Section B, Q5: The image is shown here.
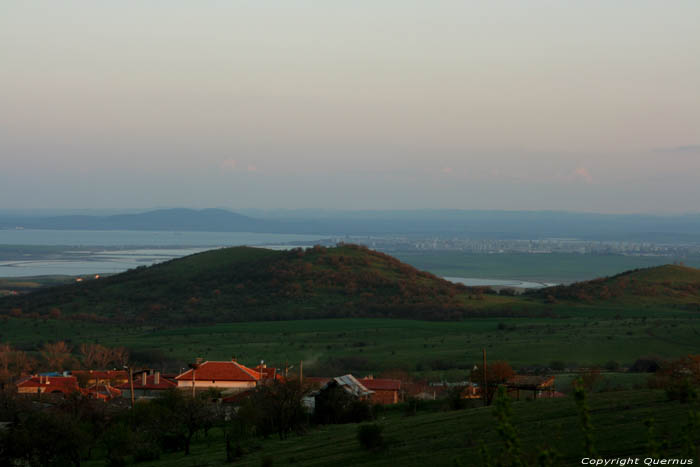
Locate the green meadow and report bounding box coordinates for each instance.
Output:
[4,308,699,379]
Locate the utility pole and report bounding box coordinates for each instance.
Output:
[482,348,488,406]
[124,365,135,410]
[299,360,303,385]
[284,360,288,379]
[189,362,200,398]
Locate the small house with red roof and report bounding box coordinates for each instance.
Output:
[116,371,177,399]
[16,375,81,395]
[359,376,402,404]
[505,375,556,400]
[175,359,264,391]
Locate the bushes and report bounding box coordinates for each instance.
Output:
[630,357,663,373]
[313,384,374,425]
[132,440,161,462]
[649,355,700,403]
[357,423,384,450]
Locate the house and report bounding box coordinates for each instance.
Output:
[505,375,556,400]
[321,375,373,399]
[71,370,129,387]
[252,363,284,382]
[116,371,177,399]
[175,359,265,392]
[359,377,402,404]
[16,375,81,395]
[85,383,122,401]
[308,374,374,409]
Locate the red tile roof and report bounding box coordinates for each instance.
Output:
[115,374,177,390]
[175,361,261,382]
[16,376,80,394]
[506,375,555,389]
[253,365,283,380]
[86,384,122,400]
[359,378,401,391]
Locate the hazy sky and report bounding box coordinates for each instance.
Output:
[1,1,699,213]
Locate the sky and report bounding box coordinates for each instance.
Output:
[1,1,699,213]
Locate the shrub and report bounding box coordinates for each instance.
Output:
[447,386,469,411]
[404,397,424,416]
[549,361,566,372]
[132,440,161,462]
[357,423,384,450]
[630,357,662,373]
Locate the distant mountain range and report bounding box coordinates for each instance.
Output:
[3,208,700,241]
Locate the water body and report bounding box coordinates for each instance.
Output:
[0,229,323,277]
[444,276,557,289]
[0,230,558,287]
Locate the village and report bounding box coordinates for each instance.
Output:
[13,357,562,408]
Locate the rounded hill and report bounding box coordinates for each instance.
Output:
[1,244,509,324]
[530,264,700,307]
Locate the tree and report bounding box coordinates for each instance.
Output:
[0,409,89,467]
[79,343,129,369]
[471,361,514,405]
[0,344,35,384]
[246,379,309,439]
[652,355,700,402]
[218,404,254,462]
[40,341,73,371]
[151,389,214,455]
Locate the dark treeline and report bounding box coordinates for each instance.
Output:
[0,378,378,467]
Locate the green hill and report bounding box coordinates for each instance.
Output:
[4,250,699,326]
[531,264,700,307]
[0,245,522,324]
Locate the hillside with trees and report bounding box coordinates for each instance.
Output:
[529,264,700,309]
[3,247,700,326]
[0,244,525,325]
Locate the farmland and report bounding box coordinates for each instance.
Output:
[3,310,698,381]
[82,389,698,467]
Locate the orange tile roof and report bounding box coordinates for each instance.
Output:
[506,375,555,389]
[175,361,261,382]
[16,376,81,394]
[359,378,401,391]
[86,384,122,400]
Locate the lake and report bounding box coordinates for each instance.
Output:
[0,229,323,277]
[0,230,558,287]
[444,276,557,289]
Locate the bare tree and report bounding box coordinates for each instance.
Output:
[41,341,73,371]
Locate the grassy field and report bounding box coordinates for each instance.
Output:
[394,252,700,283]
[4,309,699,379]
[82,390,698,467]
